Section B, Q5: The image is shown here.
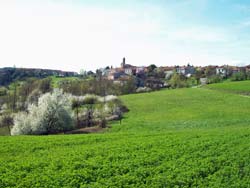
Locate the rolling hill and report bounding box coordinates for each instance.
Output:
[0,82,250,187]
[205,80,250,94]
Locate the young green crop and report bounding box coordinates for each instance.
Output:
[1,85,250,187]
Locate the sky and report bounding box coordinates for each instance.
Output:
[0,0,250,72]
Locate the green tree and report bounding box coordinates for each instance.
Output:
[205,66,216,77]
[194,69,205,84]
[231,72,246,81]
[39,78,52,93]
[148,64,157,72]
[122,77,136,94]
[169,73,187,88]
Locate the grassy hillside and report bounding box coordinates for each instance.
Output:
[205,80,250,94]
[112,88,250,133]
[1,86,250,187]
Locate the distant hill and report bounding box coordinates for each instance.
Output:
[0,67,78,86]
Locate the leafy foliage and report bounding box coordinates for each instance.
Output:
[169,73,187,88]
[208,75,223,84]
[71,94,125,128]
[230,72,247,81]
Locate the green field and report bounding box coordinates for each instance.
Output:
[206,80,250,94]
[1,83,250,187]
[50,76,80,88]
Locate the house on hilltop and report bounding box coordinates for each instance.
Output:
[176,64,195,77]
[245,65,250,73]
[108,69,127,80]
[216,66,227,77]
[121,57,137,76]
[108,57,139,80]
[159,66,175,79]
[136,66,147,74]
[230,66,242,75]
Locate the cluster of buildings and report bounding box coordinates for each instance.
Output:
[100,58,148,81]
[101,58,250,82]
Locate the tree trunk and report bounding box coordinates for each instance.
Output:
[7,125,11,136]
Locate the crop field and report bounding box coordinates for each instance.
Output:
[1,85,250,187]
[205,80,250,94]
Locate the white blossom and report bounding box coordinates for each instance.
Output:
[11,89,74,135]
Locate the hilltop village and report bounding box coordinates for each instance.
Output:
[1,58,250,90]
[96,58,250,89]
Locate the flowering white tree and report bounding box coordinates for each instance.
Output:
[11,112,33,135]
[11,89,74,135]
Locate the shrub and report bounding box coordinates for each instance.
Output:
[26,89,42,105]
[101,95,118,102]
[136,87,152,93]
[0,87,7,96]
[169,73,188,88]
[231,72,246,81]
[71,94,126,128]
[208,75,223,84]
[82,94,100,105]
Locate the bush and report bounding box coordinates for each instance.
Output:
[231,72,246,81]
[169,73,188,88]
[102,95,118,102]
[26,89,42,106]
[208,75,223,84]
[186,77,198,87]
[136,87,152,93]
[11,89,74,135]
[71,94,127,128]
[0,87,7,96]
[82,94,100,105]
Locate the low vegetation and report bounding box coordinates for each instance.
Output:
[1,82,250,187]
[1,87,126,135]
[205,80,250,94]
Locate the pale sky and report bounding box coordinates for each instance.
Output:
[0,0,250,72]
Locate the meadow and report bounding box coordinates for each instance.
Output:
[1,82,250,187]
[50,76,80,88]
[205,80,250,94]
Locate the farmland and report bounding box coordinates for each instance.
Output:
[1,83,250,187]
